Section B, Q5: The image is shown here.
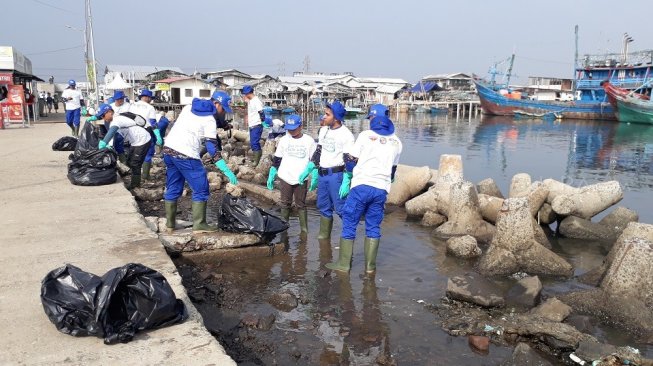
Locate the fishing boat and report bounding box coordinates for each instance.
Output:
[414,106,428,113]
[345,107,364,116]
[430,106,448,114]
[602,81,649,108]
[281,106,296,114]
[603,82,653,124]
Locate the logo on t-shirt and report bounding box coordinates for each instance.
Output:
[286,144,307,159]
[322,137,337,152]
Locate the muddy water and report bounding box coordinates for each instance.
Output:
[172,113,653,364]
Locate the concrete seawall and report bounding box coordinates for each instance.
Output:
[0,122,235,365]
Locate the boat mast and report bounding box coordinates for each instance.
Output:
[85,0,99,108]
[572,25,578,96]
[505,53,515,88]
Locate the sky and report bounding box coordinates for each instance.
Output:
[3,0,653,85]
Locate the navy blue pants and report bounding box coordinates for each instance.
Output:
[341,185,388,240]
[317,170,345,219]
[163,155,210,202]
[249,125,263,152]
[65,108,80,127]
[144,119,169,163]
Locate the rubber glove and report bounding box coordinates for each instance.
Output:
[298,161,316,184]
[86,115,98,123]
[215,159,238,185]
[153,129,163,146]
[81,107,87,116]
[339,171,352,199]
[98,140,108,149]
[267,166,277,190]
[309,169,318,191]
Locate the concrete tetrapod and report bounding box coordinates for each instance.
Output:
[476,178,504,199]
[433,181,495,243]
[478,197,573,277]
[509,173,532,198]
[386,165,432,206]
[551,181,623,219]
[405,154,463,217]
[542,178,579,204]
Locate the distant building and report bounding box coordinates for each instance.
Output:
[421,73,474,91]
[153,76,216,105]
[525,76,575,101]
[104,65,186,86]
[205,69,254,87]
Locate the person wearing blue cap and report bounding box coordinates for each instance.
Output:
[162,98,238,233]
[297,100,355,240]
[267,114,317,233]
[94,103,152,189]
[210,90,234,151]
[108,90,130,162]
[326,104,402,274]
[131,89,165,179]
[241,85,265,167]
[61,79,85,136]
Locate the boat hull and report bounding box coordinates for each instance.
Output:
[615,97,653,125]
[475,81,615,120]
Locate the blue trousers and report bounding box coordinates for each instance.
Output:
[341,185,388,240]
[249,125,263,151]
[163,155,210,202]
[65,108,80,127]
[145,119,169,162]
[317,170,345,219]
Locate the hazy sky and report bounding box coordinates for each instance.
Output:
[4,0,652,84]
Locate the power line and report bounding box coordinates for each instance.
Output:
[31,0,75,13]
[26,45,84,56]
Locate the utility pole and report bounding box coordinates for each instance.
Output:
[303,55,311,74]
[85,0,99,107]
[572,25,578,96]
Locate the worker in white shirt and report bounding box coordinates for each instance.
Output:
[108,90,131,162]
[241,85,265,167]
[298,100,355,241]
[94,104,152,189]
[131,89,164,178]
[61,79,85,136]
[267,114,317,234]
[326,104,402,274]
[162,98,238,234]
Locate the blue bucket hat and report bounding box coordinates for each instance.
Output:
[95,103,113,118]
[241,85,254,95]
[191,98,217,117]
[113,90,125,100]
[68,79,76,86]
[284,114,302,130]
[370,115,395,136]
[326,100,346,122]
[211,90,233,113]
[139,89,155,99]
[368,103,389,118]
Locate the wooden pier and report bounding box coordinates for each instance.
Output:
[393,100,482,118]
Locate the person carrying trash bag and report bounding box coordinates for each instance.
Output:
[94,104,152,189]
[297,100,355,241]
[131,89,164,178]
[267,114,317,234]
[162,98,238,234]
[87,90,129,163]
[62,79,85,136]
[326,104,402,274]
[241,85,265,167]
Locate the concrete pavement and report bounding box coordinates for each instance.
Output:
[0,122,235,365]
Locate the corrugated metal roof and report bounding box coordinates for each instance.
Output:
[105,65,185,81]
[153,76,193,84]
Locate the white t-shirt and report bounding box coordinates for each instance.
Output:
[130,100,156,126]
[317,125,355,168]
[275,133,317,185]
[164,105,217,159]
[111,115,151,147]
[62,88,83,110]
[111,101,132,114]
[348,130,402,193]
[247,96,263,127]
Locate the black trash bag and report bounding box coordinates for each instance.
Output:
[218,193,289,240]
[73,122,104,158]
[40,264,103,337]
[96,263,188,344]
[67,123,117,186]
[52,136,78,151]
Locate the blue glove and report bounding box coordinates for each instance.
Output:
[215,159,238,185]
[339,171,352,199]
[298,161,316,184]
[267,166,278,190]
[153,129,163,146]
[309,169,318,191]
[98,140,108,149]
[86,116,98,122]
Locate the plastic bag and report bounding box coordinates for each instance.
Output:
[218,194,289,240]
[40,263,188,345]
[67,123,118,186]
[52,136,78,151]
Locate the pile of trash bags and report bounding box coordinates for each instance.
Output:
[67,123,117,186]
[218,194,289,241]
[52,136,78,151]
[40,263,188,345]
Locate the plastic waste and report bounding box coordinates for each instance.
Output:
[52,136,78,151]
[218,193,289,241]
[67,123,117,186]
[40,263,188,344]
[569,353,586,365]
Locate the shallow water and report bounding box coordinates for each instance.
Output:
[204,113,653,364]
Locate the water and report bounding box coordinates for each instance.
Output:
[206,113,653,364]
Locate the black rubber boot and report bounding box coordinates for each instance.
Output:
[73,125,79,137]
[129,174,142,189]
[165,200,177,233]
[192,201,218,233]
[326,238,354,273]
[364,237,380,274]
[317,216,333,240]
[142,162,152,180]
[298,209,308,234]
[118,154,127,164]
[251,150,262,167]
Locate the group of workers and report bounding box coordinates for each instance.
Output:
[78,83,402,274]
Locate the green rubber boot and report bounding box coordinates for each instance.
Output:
[364,237,380,274]
[118,154,127,164]
[70,125,76,136]
[317,216,333,240]
[129,174,142,189]
[165,200,177,233]
[325,238,354,272]
[142,162,152,180]
[192,201,218,233]
[280,208,290,222]
[73,125,79,137]
[251,150,262,167]
[298,209,308,234]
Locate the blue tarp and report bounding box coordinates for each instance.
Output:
[410,81,440,93]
